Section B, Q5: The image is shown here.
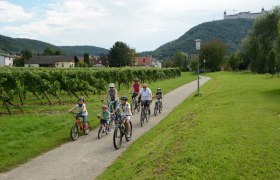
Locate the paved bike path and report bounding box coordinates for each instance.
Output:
[0,76,211,180]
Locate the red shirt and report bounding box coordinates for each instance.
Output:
[133,83,140,93]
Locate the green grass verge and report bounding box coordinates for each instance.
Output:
[0,72,196,172]
[97,72,280,179]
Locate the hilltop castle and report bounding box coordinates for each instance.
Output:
[224,8,267,19]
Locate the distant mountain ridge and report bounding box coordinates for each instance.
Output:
[0,35,109,56]
[150,19,255,58]
[1,18,254,58]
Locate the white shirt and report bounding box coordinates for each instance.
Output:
[116,102,131,116]
[139,88,152,101]
[76,103,88,116]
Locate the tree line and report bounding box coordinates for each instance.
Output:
[237,6,280,73]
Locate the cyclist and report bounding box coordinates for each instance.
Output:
[68,97,88,129]
[129,78,141,107]
[154,88,163,107]
[97,105,111,131]
[111,95,132,138]
[137,83,152,113]
[105,83,119,120]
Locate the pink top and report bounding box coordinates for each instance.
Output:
[133,83,140,93]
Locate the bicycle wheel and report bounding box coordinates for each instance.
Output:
[159,102,162,113]
[113,126,122,149]
[70,125,79,141]
[140,109,145,127]
[125,121,133,142]
[136,102,140,112]
[131,99,135,114]
[84,121,90,135]
[154,102,158,116]
[97,125,106,139]
[146,108,150,122]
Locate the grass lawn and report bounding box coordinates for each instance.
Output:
[0,72,196,172]
[98,72,280,179]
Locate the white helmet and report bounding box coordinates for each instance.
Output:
[109,83,115,88]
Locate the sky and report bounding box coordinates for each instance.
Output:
[0,0,279,52]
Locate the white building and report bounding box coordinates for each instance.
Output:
[152,59,162,68]
[25,56,75,68]
[224,8,267,20]
[0,53,16,67]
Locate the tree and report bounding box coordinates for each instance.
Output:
[21,50,32,60]
[84,53,90,66]
[228,54,240,71]
[42,47,63,56]
[108,42,136,67]
[199,40,227,71]
[162,59,174,68]
[172,50,189,71]
[239,6,280,73]
[13,57,25,67]
[200,39,227,71]
[14,50,32,67]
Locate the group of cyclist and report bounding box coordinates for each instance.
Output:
[68,78,163,139]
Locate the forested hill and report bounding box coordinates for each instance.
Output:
[0,35,108,56]
[59,46,109,56]
[151,19,255,58]
[0,35,56,54]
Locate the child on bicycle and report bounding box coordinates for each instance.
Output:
[154,88,163,107]
[111,95,132,138]
[68,97,88,129]
[97,105,111,131]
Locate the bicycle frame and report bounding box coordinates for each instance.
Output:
[71,113,85,130]
[99,118,110,128]
[116,115,131,131]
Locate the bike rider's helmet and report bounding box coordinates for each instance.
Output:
[109,83,115,88]
[120,95,128,101]
[134,78,139,82]
[157,88,161,91]
[78,97,84,102]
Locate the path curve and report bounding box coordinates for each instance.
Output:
[0,76,211,180]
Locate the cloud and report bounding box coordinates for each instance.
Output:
[0,1,33,22]
[0,0,279,51]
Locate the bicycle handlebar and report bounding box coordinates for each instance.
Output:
[69,112,80,117]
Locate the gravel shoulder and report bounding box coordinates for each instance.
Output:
[0,76,211,180]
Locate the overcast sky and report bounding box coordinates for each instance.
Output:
[0,0,279,52]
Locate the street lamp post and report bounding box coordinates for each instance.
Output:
[203,59,206,73]
[195,39,201,96]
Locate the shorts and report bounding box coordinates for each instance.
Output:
[76,113,88,123]
[141,100,151,108]
[100,119,110,125]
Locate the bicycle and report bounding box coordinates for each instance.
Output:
[97,117,112,139]
[129,92,140,114]
[113,115,133,149]
[140,100,150,127]
[103,99,118,123]
[154,98,163,116]
[69,112,91,141]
